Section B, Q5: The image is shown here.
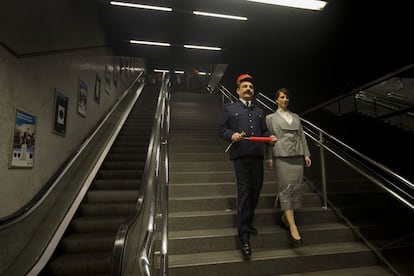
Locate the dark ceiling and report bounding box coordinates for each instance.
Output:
[97,0,413,110]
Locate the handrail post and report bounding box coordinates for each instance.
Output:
[319,131,328,209]
[160,89,170,276]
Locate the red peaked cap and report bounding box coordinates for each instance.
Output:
[236,74,254,86]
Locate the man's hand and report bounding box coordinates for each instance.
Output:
[231,131,246,142]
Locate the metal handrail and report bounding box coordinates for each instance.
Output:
[112,73,170,276]
[159,82,171,276]
[302,119,414,208]
[23,72,145,276]
[217,81,413,275]
[216,83,414,211]
[137,74,170,275]
[0,71,144,228]
[301,64,414,116]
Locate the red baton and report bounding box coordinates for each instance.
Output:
[244,136,273,142]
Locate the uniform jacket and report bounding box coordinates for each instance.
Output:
[265,110,310,159]
[218,101,270,160]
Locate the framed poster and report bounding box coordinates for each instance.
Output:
[120,59,125,82]
[105,65,111,94]
[77,79,87,117]
[10,107,36,168]
[94,74,101,104]
[113,64,119,88]
[53,89,68,136]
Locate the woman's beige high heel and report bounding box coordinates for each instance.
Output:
[281,215,303,246]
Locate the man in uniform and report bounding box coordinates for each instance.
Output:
[218,74,276,258]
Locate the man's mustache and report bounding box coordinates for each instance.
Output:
[243,91,253,96]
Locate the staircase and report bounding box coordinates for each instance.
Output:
[165,92,395,275]
[40,85,159,275]
[304,109,414,183]
[306,140,414,276]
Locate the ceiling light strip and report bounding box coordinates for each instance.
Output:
[193,11,248,21]
[110,1,172,12]
[154,69,170,73]
[246,0,327,11]
[184,45,221,51]
[130,40,171,47]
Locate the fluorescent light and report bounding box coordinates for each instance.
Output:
[184,44,222,51]
[193,11,248,21]
[130,40,171,47]
[110,1,172,12]
[247,0,327,11]
[154,69,169,73]
[174,70,185,74]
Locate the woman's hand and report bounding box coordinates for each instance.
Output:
[268,135,277,146]
[305,156,311,167]
[266,159,274,170]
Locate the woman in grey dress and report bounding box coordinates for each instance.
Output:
[265,87,311,246]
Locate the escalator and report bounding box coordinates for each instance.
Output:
[39,83,160,275]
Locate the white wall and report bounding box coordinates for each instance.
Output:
[0,0,149,218]
[0,47,145,217]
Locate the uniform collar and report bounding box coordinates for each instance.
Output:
[239,99,251,107]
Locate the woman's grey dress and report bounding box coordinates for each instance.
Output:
[265,110,310,210]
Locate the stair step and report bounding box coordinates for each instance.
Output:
[46,251,112,275]
[170,161,233,171]
[168,223,357,254]
[162,92,396,275]
[168,182,248,196]
[169,181,287,196]
[96,169,142,179]
[167,242,382,276]
[169,137,224,145]
[169,170,277,183]
[79,202,136,215]
[169,193,322,211]
[91,179,141,190]
[86,190,138,203]
[170,152,228,162]
[101,160,145,170]
[169,145,227,153]
[61,232,116,253]
[277,266,394,275]
[109,146,148,154]
[104,153,147,161]
[70,216,129,233]
[168,208,339,231]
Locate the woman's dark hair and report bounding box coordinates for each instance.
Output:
[275,87,290,99]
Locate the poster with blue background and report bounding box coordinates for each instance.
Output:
[10,108,36,168]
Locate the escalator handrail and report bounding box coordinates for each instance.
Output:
[111,74,170,276]
[23,72,145,276]
[0,71,144,229]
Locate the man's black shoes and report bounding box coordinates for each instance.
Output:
[240,241,252,259]
[239,227,256,259]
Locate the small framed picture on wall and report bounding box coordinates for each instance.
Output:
[105,65,111,95]
[9,107,36,168]
[77,79,87,117]
[114,64,119,88]
[53,89,68,136]
[94,74,101,104]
